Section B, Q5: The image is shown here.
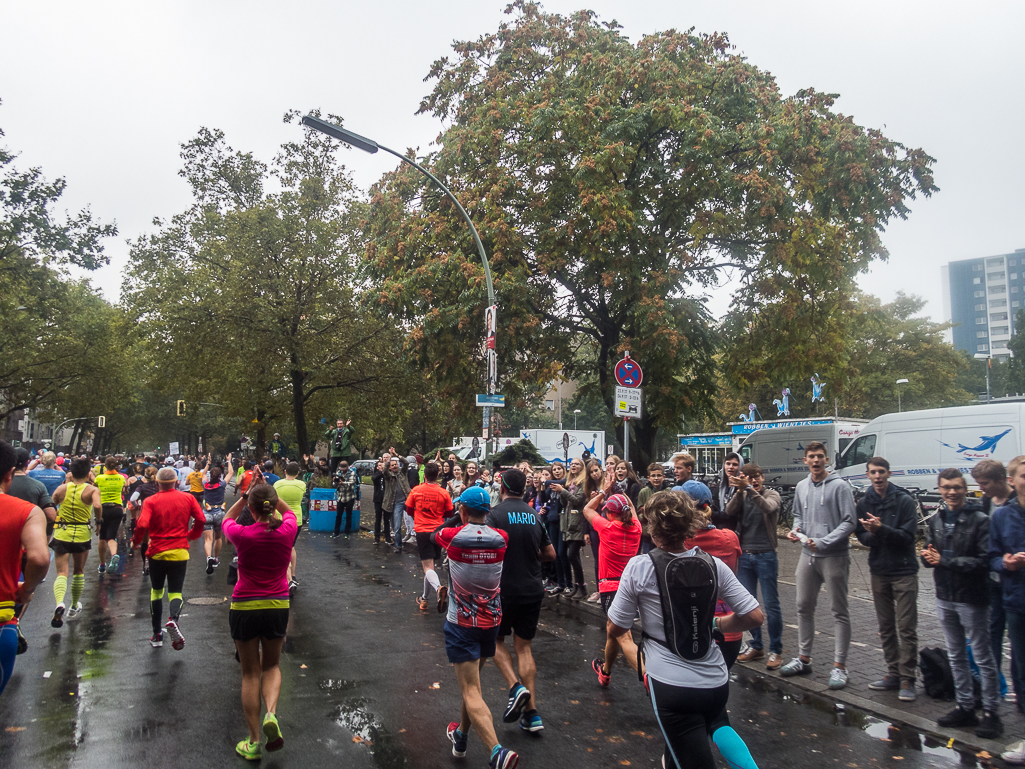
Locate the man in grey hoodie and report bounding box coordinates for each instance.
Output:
[780,441,857,690]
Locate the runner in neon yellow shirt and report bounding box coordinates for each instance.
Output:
[274,462,307,597]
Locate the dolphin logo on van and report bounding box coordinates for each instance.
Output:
[939,428,1012,457]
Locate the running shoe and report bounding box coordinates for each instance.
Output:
[937,705,978,728]
[436,584,448,614]
[737,647,764,663]
[288,579,298,598]
[108,554,119,572]
[66,603,82,621]
[489,746,519,769]
[1002,740,1025,765]
[868,674,899,691]
[447,721,467,758]
[263,712,284,751]
[235,737,261,761]
[519,711,544,733]
[150,632,164,648]
[417,595,429,612]
[899,684,917,702]
[97,563,106,574]
[586,591,600,603]
[779,657,811,677]
[766,652,783,670]
[502,683,530,723]
[828,666,849,690]
[165,619,185,650]
[51,604,65,628]
[592,658,610,688]
[206,557,215,575]
[213,557,220,567]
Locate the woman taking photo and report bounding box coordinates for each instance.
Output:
[606,490,763,769]
[552,458,595,598]
[582,459,607,601]
[223,483,297,761]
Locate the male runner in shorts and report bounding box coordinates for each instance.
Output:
[432,486,518,769]
[50,458,102,627]
[0,441,49,696]
[202,456,234,574]
[274,462,307,596]
[133,468,205,648]
[404,462,454,612]
[95,455,127,574]
[486,468,555,733]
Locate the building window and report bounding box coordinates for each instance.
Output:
[988,258,1005,267]
[974,277,982,284]
[977,331,989,338]
[990,285,1007,294]
[989,272,1005,281]
[1014,301,1020,308]
[992,312,1009,321]
[991,299,1008,308]
[978,344,990,352]
[975,290,985,297]
[974,263,984,271]
[977,317,987,324]
[976,304,986,311]
[1012,273,1019,280]
[992,326,1010,335]
[1015,287,1020,294]
[544,400,554,411]
[1012,259,1018,266]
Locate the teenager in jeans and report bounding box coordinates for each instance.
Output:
[855,457,920,702]
[781,441,856,690]
[727,464,784,670]
[922,468,1002,739]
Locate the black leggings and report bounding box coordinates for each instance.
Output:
[648,679,730,769]
[148,559,187,634]
[374,502,391,540]
[562,539,585,587]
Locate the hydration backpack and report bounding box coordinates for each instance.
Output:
[644,548,719,661]
[919,647,955,700]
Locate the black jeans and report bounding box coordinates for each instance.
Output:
[374,502,390,541]
[562,539,585,587]
[334,500,356,536]
[648,679,730,769]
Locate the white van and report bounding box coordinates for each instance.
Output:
[836,404,1025,491]
[737,420,866,488]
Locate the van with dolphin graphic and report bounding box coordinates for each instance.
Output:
[736,420,868,488]
[837,404,1025,491]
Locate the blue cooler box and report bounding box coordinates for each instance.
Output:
[308,488,337,532]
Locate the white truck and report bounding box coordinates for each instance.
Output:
[520,429,606,463]
[837,404,1025,491]
[736,419,867,488]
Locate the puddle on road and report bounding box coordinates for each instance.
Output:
[333,697,405,768]
[732,674,984,767]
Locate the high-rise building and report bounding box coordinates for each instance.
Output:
[942,248,1025,358]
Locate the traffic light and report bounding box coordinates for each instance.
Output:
[97,416,106,428]
[177,400,186,417]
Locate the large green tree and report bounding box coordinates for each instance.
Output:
[123,113,407,455]
[362,2,937,468]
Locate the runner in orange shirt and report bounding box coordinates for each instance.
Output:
[404,462,454,612]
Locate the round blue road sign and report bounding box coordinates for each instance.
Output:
[614,357,643,387]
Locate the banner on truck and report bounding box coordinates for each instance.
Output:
[521,429,606,463]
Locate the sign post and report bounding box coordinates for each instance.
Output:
[613,353,644,463]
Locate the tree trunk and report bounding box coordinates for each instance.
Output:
[631,418,659,474]
[290,365,308,459]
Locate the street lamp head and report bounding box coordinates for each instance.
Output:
[301,115,378,154]
[574,409,581,414]
[974,353,990,360]
[896,378,909,385]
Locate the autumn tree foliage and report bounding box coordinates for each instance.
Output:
[363,2,937,466]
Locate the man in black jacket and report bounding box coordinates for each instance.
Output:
[922,468,1002,738]
[856,457,919,702]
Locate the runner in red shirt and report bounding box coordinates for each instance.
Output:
[582,478,642,687]
[405,462,454,612]
[0,440,49,696]
[132,468,205,649]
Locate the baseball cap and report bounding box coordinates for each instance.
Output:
[601,493,631,517]
[678,480,713,506]
[456,486,490,513]
[165,457,175,465]
[414,454,424,464]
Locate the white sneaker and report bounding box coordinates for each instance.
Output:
[66,602,83,621]
[828,666,849,690]
[1003,740,1025,765]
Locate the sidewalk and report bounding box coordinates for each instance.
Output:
[552,537,1024,757]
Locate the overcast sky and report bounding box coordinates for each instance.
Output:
[2,0,1022,322]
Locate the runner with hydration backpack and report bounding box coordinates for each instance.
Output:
[605,490,764,769]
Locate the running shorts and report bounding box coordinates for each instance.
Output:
[99,504,125,540]
[204,507,225,534]
[497,599,543,641]
[600,590,617,616]
[443,621,498,664]
[51,538,91,554]
[229,608,289,641]
[293,522,303,546]
[415,531,442,562]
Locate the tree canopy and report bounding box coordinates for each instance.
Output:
[362,1,937,467]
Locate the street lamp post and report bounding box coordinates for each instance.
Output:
[974,353,992,403]
[896,378,909,412]
[574,409,581,430]
[301,115,497,454]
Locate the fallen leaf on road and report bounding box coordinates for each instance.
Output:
[595,728,603,733]
[977,752,991,760]
[620,761,631,766]
[630,731,646,737]
[6,727,26,732]
[606,736,625,743]
[353,735,372,746]
[892,757,903,761]
[300,664,307,669]
[570,700,580,705]
[399,729,406,733]
[430,682,441,689]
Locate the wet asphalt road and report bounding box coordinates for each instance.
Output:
[1,522,981,769]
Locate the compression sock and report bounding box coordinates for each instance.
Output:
[168,593,183,621]
[712,726,759,769]
[53,575,68,606]
[424,569,441,596]
[150,588,165,634]
[491,745,505,762]
[70,575,85,607]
